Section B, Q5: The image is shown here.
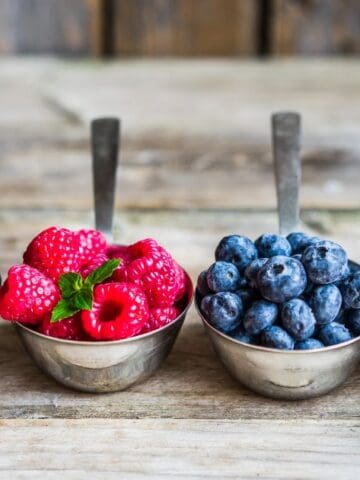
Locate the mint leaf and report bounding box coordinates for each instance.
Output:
[51,299,80,323]
[59,272,83,298]
[50,259,120,322]
[85,259,120,286]
[73,287,93,310]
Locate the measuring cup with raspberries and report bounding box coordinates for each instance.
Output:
[0,118,192,393]
[196,113,360,399]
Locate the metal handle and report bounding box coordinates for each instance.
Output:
[91,117,120,242]
[272,112,301,236]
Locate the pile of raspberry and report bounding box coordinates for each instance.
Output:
[0,227,186,341]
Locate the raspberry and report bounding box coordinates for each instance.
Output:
[0,265,60,324]
[76,229,107,265]
[107,244,132,282]
[38,313,86,340]
[80,253,109,278]
[142,306,180,333]
[81,282,149,340]
[23,226,82,282]
[174,261,186,301]
[115,239,181,307]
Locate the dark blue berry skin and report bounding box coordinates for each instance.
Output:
[244,300,278,335]
[301,240,348,285]
[215,235,258,273]
[261,326,294,350]
[255,233,292,258]
[287,232,312,255]
[235,288,259,309]
[206,292,243,334]
[244,258,268,288]
[342,272,360,309]
[200,295,212,316]
[308,284,342,325]
[346,309,360,337]
[292,254,302,262]
[206,261,241,293]
[281,298,316,341]
[257,256,307,303]
[319,322,352,346]
[295,338,324,350]
[230,325,258,345]
[196,270,211,297]
[334,308,347,324]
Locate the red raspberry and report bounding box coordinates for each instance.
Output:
[0,265,60,324]
[114,239,180,307]
[80,253,108,278]
[23,226,82,282]
[142,306,180,333]
[106,244,132,282]
[38,313,86,340]
[76,229,107,265]
[174,261,186,301]
[81,282,149,341]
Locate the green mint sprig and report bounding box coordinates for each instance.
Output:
[51,258,120,323]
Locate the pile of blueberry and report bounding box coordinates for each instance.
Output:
[197,233,360,350]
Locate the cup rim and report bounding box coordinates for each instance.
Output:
[15,271,193,347]
[195,297,360,354]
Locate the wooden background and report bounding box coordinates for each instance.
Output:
[0,0,359,56]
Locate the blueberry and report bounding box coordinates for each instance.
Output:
[206,261,241,292]
[301,240,347,284]
[244,258,268,288]
[235,288,259,309]
[200,295,212,316]
[287,232,312,254]
[255,233,291,257]
[230,325,258,345]
[295,338,324,350]
[334,307,347,324]
[215,235,258,272]
[257,256,307,303]
[261,326,294,350]
[196,270,211,297]
[342,272,360,309]
[319,322,352,346]
[308,284,342,325]
[281,298,316,341]
[206,292,243,333]
[292,254,302,261]
[243,300,278,335]
[346,309,360,337]
[309,236,322,245]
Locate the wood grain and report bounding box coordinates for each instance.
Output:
[272,0,360,56]
[0,419,359,479]
[0,0,102,55]
[0,59,359,210]
[112,0,259,56]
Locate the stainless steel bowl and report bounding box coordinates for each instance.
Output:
[196,295,360,400]
[15,273,193,393]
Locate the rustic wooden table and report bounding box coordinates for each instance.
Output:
[0,59,359,479]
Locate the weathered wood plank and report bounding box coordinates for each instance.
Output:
[0,0,102,56]
[0,419,359,479]
[0,144,359,210]
[272,0,360,56]
[1,313,359,420]
[112,0,259,56]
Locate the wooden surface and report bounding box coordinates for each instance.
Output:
[1,0,360,57]
[112,0,259,56]
[0,59,359,479]
[272,0,360,56]
[0,0,102,55]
